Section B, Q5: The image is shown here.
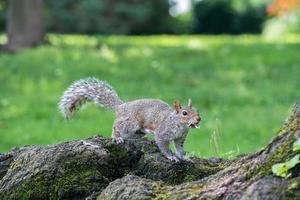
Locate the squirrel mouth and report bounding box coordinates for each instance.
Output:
[189,123,200,129]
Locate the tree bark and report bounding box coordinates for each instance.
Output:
[3,0,44,52]
[0,102,300,199]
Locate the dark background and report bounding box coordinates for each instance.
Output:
[0,0,271,35]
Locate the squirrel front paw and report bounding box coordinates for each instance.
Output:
[112,137,124,144]
[181,156,194,163]
[175,154,194,162]
[166,155,180,162]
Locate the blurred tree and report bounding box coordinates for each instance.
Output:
[263,0,300,37]
[44,0,172,34]
[0,0,6,31]
[192,0,267,34]
[192,0,234,34]
[4,0,44,52]
[231,5,266,34]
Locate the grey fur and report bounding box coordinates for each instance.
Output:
[59,78,201,161]
[59,78,122,119]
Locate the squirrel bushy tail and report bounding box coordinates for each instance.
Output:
[59,78,123,119]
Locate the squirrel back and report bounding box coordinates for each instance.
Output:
[115,98,173,132]
[59,78,122,119]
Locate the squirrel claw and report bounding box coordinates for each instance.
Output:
[166,155,180,162]
[176,154,194,163]
[113,137,124,144]
[182,156,194,163]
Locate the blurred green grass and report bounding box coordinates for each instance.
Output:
[0,34,300,158]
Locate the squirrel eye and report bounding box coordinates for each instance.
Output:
[182,110,188,116]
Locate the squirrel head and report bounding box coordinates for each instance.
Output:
[174,99,201,128]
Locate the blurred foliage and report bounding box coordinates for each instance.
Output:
[0,34,300,157]
[44,0,172,34]
[169,12,193,34]
[192,0,234,34]
[192,0,267,34]
[267,0,300,16]
[263,9,300,38]
[231,6,267,34]
[0,0,276,35]
[264,0,300,38]
[0,0,6,31]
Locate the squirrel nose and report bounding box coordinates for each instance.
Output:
[196,116,201,122]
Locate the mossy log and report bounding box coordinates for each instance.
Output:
[1,102,300,199]
[0,135,228,199]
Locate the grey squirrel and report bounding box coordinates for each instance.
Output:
[59,78,201,162]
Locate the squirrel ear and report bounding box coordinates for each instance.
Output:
[174,100,181,113]
[188,99,192,107]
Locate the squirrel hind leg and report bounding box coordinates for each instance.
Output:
[112,120,145,143]
[112,130,146,141]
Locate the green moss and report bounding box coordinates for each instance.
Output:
[105,143,141,178]
[153,183,171,200]
[53,169,104,198]
[288,181,299,190]
[97,193,105,200]
[243,117,300,180]
[284,177,300,199]
[1,173,51,199]
[0,156,113,199]
[153,182,204,200]
[105,143,130,161]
